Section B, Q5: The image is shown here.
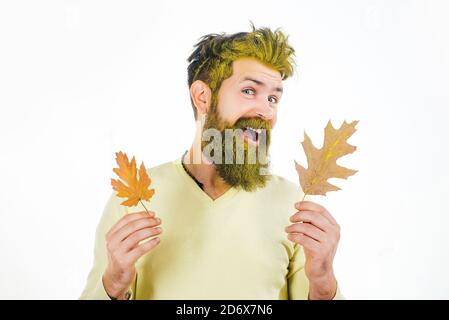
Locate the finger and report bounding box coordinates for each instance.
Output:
[290,210,331,232]
[285,222,325,242]
[295,200,325,213]
[320,209,338,226]
[110,217,161,247]
[295,201,337,225]
[287,233,320,252]
[126,237,161,264]
[107,211,155,237]
[120,227,163,253]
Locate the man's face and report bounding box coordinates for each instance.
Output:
[215,57,283,129]
[201,57,284,191]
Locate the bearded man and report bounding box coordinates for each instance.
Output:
[80,24,344,300]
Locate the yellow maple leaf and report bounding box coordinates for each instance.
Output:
[111,151,155,209]
[295,120,359,200]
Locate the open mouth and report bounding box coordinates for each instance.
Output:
[239,126,263,146]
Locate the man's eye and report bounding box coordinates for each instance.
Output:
[242,88,255,95]
[268,96,278,103]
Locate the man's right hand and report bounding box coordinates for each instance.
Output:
[102,210,163,299]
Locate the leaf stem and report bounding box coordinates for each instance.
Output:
[139,199,150,214]
[301,193,307,202]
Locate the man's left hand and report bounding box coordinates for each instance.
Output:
[285,200,341,299]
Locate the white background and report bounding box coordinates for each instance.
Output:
[1,0,448,299]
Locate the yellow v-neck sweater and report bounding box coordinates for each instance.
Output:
[80,158,344,300]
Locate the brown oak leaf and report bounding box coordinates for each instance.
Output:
[295,120,359,199]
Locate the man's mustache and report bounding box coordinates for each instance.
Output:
[231,117,271,131]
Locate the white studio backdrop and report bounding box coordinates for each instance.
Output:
[0,0,448,299]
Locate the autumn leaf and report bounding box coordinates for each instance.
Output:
[295,120,359,200]
[111,151,155,209]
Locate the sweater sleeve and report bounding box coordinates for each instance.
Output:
[287,243,345,300]
[79,192,137,300]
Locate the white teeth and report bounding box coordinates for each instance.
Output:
[245,127,263,134]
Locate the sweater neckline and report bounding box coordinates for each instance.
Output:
[173,156,240,206]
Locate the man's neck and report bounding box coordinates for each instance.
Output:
[182,148,232,200]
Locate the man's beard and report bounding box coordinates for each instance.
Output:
[201,106,272,192]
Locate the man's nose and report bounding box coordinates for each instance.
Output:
[251,99,275,123]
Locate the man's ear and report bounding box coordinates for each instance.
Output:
[190,80,212,116]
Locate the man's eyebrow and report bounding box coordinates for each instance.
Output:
[240,77,283,93]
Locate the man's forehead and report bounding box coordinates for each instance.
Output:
[232,58,282,80]
[230,59,283,91]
